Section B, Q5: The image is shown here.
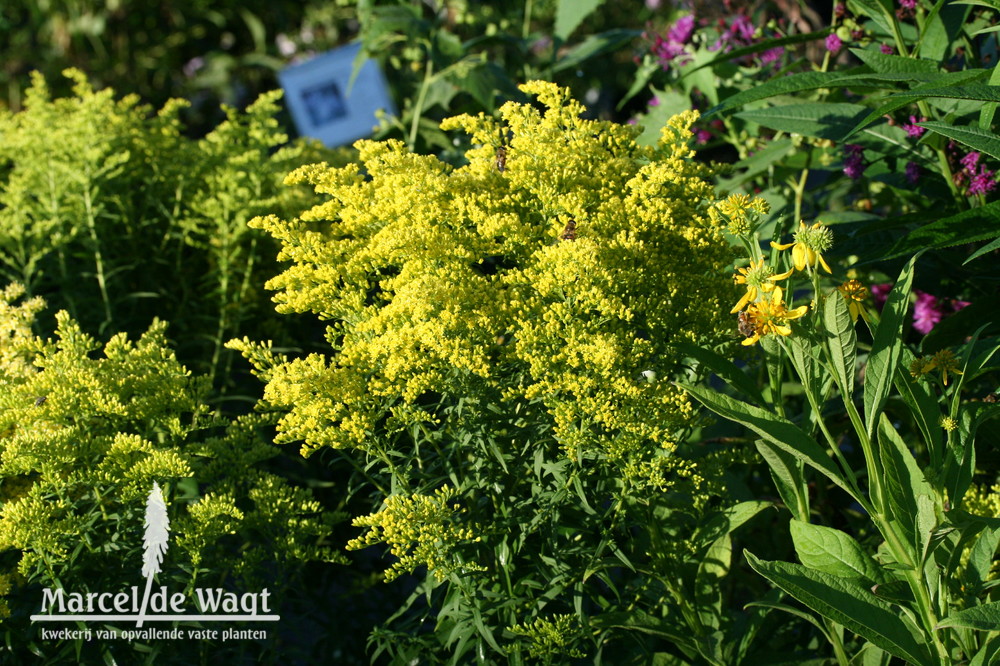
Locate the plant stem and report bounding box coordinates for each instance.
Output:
[408,56,435,151]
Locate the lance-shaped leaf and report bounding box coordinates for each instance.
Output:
[756,439,809,521]
[789,520,883,582]
[680,383,860,503]
[142,481,170,578]
[745,552,935,666]
[864,255,917,440]
[938,602,1000,631]
[824,292,857,398]
[878,414,938,560]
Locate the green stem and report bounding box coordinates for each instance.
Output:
[83,185,113,329]
[407,56,435,151]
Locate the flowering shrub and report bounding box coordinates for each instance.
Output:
[0,284,338,663]
[232,82,782,662]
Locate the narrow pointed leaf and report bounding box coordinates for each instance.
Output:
[917,121,1000,162]
[745,552,934,666]
[825,292,857,398]
[878,413,939,559]
[681,383,860,503]
[673,342,765,404]
[864,256,917,440]
[756,439,809,521]
[938,602,1000,631]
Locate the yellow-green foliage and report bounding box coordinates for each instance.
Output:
[0,70,347,384]
[233,81,732,469]
[233,82,739,660]
[0,285,339,610]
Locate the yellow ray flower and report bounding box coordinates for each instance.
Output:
[731,258,794,313]
[741,286,809,346]
[837,279,869,323]
[771,221,834,273]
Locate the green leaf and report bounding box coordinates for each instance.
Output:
[965,526,1000,596]
[635,88,694,147]
[938,602,1000,631]
[735,103,870,141]
[824,292,857,398]
[849,48,940,75]
[886,201,1000,261]
[684,31,830,79]
[707,72,924,118]
[843,69,991,138]
[555,0,604,40]
[693,501,772,550]
[681,383,860,503]
[695,533,731,630]
[878,413,939,560]
[889,85,1000,104]
[552,29,641,73]
[745,552,934,666]
[789,520,883,581]
[894,347,943,458]
[756,439,810,521]
[918,121,1000,162]
[864,256,917,439]
[965,235,1000,264]
[970,633,1000,666]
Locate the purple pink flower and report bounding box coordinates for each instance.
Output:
[844,144,866,180]
[880,44,894,54]
[871,283,892,310]
[651,15,695,69]
[913,290,943,334]
[902,115,926,138]
[905,161,920,184]
[826,33,842,52]
[900,0,917,9]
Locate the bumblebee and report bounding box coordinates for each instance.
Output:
[559,219,577,241]
[737,309,756,338]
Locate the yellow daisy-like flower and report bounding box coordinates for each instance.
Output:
[741,286,809,346]
[925,349,963,386]
[731,258,794,313]
[771,221,834,273]
[837,279,869,322]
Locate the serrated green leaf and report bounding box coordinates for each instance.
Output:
[681,383,860,502]
[789,520,883,581]
[849,48,940,74]
[745,552,934,665]
[684,31,830,79]
[965,235,1000,264]
[886,201,1000,261]
[938,602,1000,631]
[736,103,870,140]
[918,121,1000,162]
[825,292,857,398]
[554,0,604,40]
[864,256,917,439]
[878,413,938,559]
[756,439,810,521]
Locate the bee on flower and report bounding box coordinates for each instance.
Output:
[740,286,809,346]
[771,221,834,273]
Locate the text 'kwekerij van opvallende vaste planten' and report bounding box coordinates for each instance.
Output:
[2,1,1000,664]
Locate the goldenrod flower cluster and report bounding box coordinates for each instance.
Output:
[347,486,483,582]
[232,81,736,474]
[508,614,587,659]
[0,286,338,602]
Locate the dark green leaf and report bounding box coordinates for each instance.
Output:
[938,602,1000,631]
[965,526,1000,596]
[965,236,1000,264]
[735,103,870,141]
[745,552,934,665]
[886,201,1000,261]
[789,520,883,581]
[555,0,604,40]
[878,413,939,559]
[552,29,642,73]
[825,292,857,398]
[849,48,939,75]
[684,31,830,79]
[864,255,917,439]
[673,342,766,405]
[681,383,860,502]
[918,121,1000,162]
[756,439,810,521]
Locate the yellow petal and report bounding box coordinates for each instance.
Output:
[786,305,809,319]
[773,325,792,336]
[741,333,760,346]
[731,289,753,314]
[771,241,794,250]
[818,253,833,273]
[792,244,806,271]
[770,267,795,281]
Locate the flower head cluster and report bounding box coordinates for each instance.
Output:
[740,286,809,346]
[732,258,792,313]
[910,349,963,385]
[771,220,834,272]
[902,115,927,139]
[715,192,769,236]
[826,33,843,53]
[913,289,944,334]
[958,152,998,196]
[837,279,869,322]
[844,144,866,180]
[651,14,695,69]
